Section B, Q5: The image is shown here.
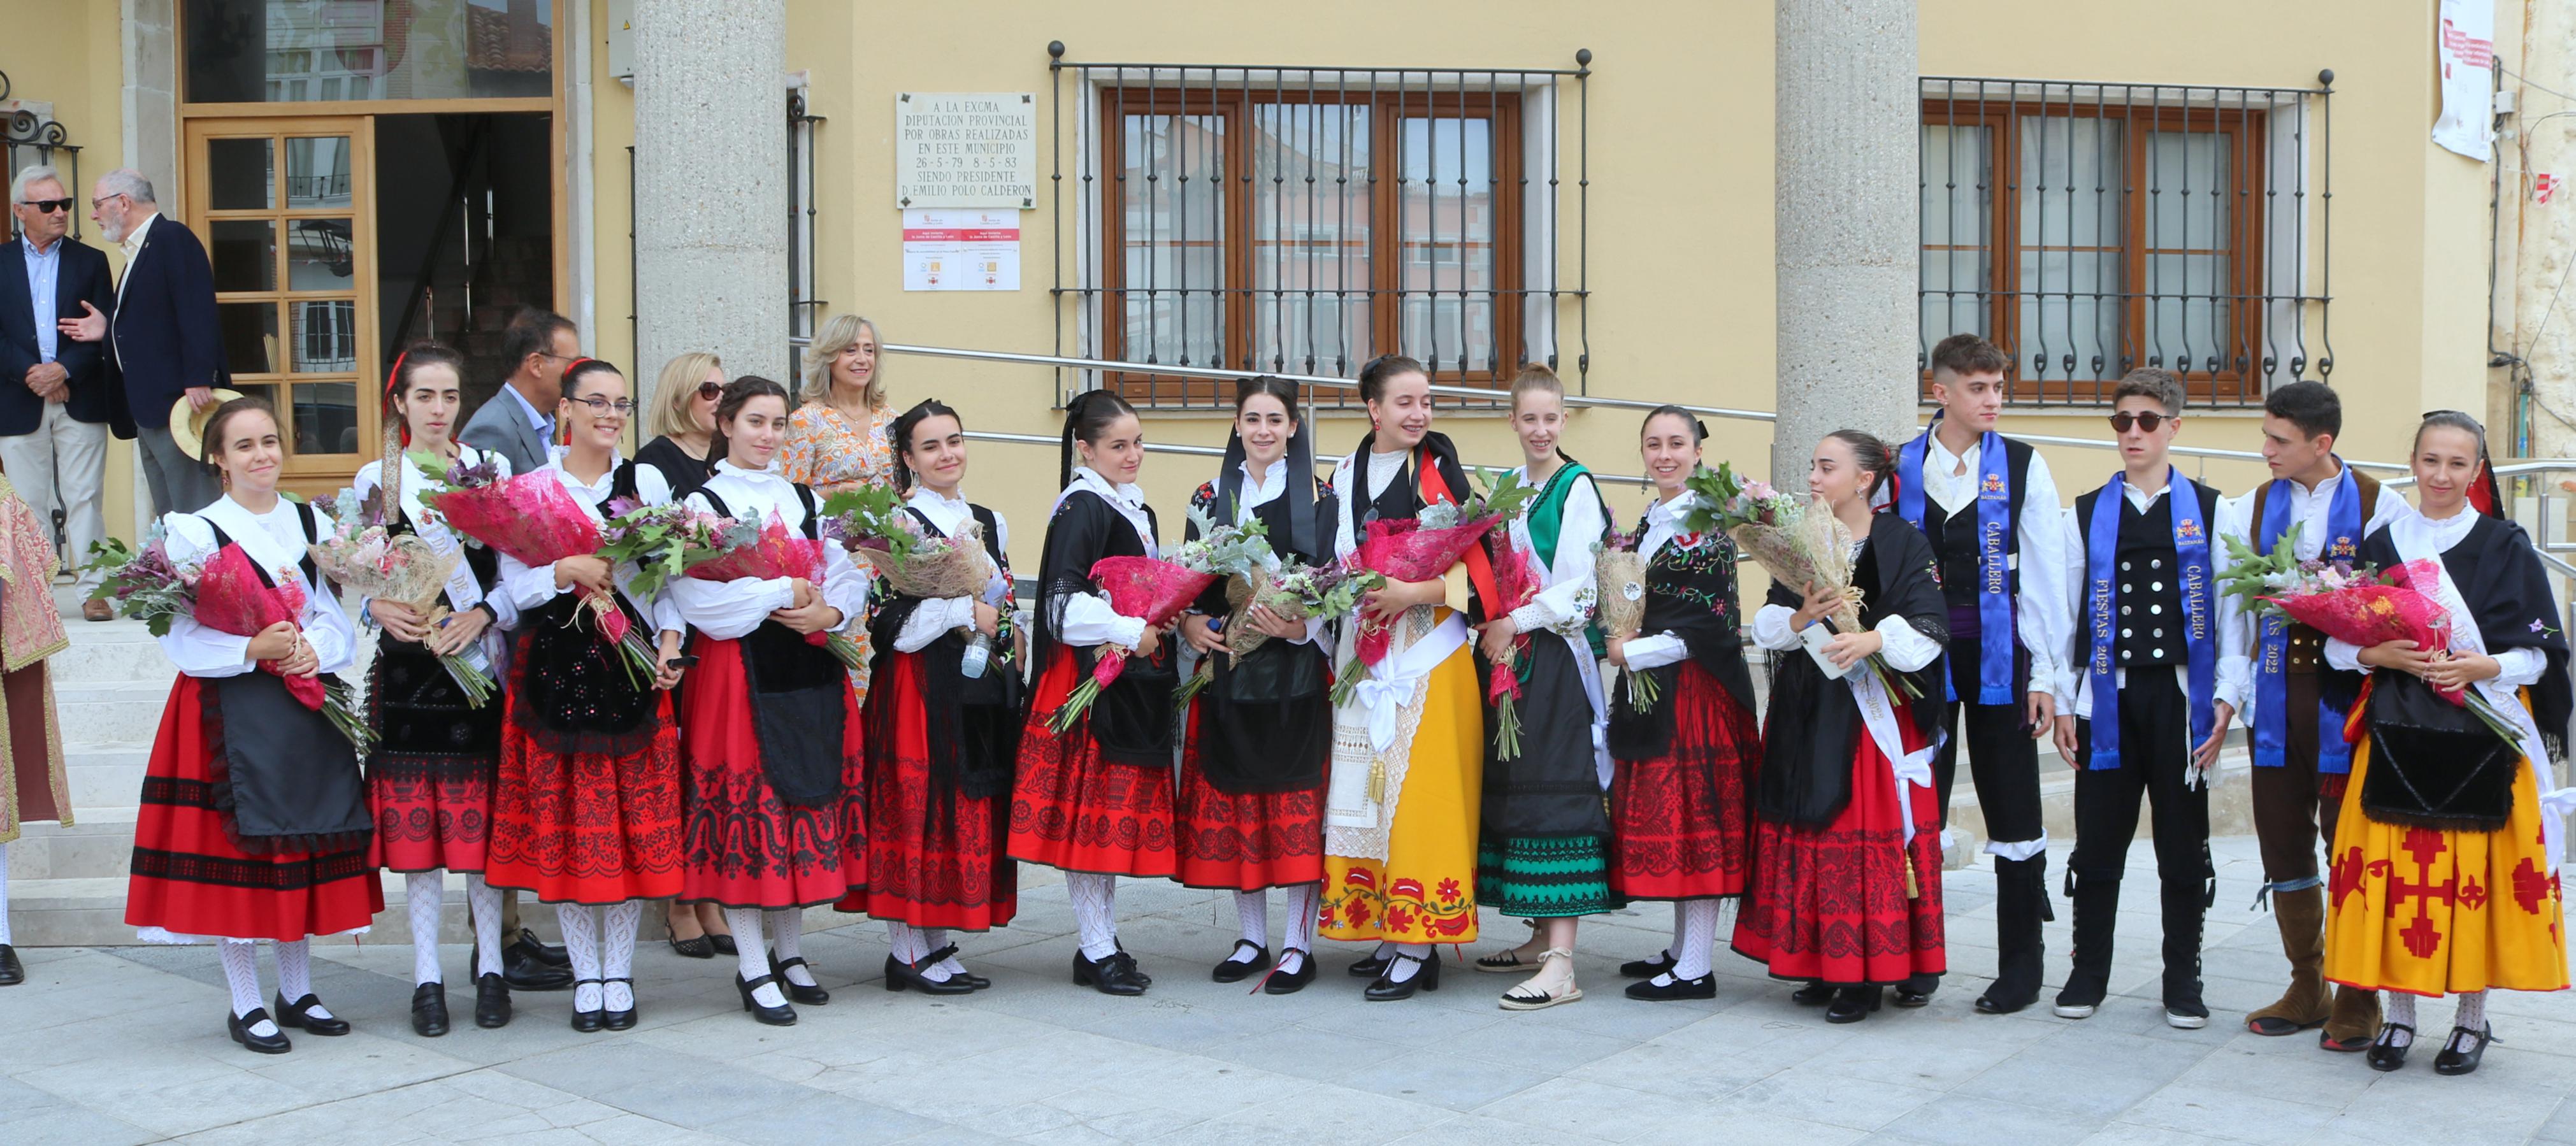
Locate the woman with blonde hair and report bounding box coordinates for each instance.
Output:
[781,314,896,496]
[637,350,724,496]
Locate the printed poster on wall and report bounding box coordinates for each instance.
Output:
[902,209,1021,292]
[2432,0,2495,161]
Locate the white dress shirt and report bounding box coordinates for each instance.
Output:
[493,451,686,638]
[672,460,868,640]
[157,495,356,678]
[2055,474,2249,720]
[1502,462,1606,639]
[1749,535,1943,672]
[350,445,519,627]
[891,486,1012,653]
[1620,491,1705,672]
[1920,431,2072,695]
[1047,466,1155,650]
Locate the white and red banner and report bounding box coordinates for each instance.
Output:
[902,208,1021,292]
[2433,0,2496,161]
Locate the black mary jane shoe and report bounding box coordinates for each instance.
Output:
[668,933,716,959]
[1212,939,1270,984]
[0,943,23,985]
[488,940,574,992]
[410,983,450,1038]
[735,973,798,1026]
[1618,950,1678,980]
[2366,1022,2415,1072]
[1263,950,1318,996]
[1625,973,1717,1002]
[600,977,638,1031]
[1825,985,1883,1024]
[2433,1024,2495,1076]
[1349,949,1392,979]
[517,927,572,968]
[473,972,512,1029]
[228,1008,292,1055]
[884,950,975,996]
[1073,948,1152,996]
[770,954,830,1006]
[1363,952,1442,1002]
[275,992,351,1036]
[710,933,739,957]
[569,979,607,1033]
[1892,975,1937,1009]
[1789,981,1835,1006]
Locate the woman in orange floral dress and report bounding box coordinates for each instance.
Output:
[783,313,895,704]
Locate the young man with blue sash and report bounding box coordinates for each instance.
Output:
[1891,334,2069,1014]
[2050,369,2247,1029]
[2222,380,2403,1051]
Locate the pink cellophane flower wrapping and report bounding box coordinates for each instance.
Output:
[194,544,324,710]
[1482,531,1542,756]
[684,513,835,651]
[1349,516,1495,667]
[2266,557,2470,712]
[420,471,604,570]
[1047,555,1216,733]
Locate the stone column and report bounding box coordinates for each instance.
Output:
[633,0,788,411]
[1771,0,1920,480]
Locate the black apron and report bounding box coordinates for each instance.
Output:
[511,462,665,757]
[698,483,849,808]
[203,508,373,851]
[869,503,1024,799]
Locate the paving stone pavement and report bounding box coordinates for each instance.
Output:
[5,834,2574,1145]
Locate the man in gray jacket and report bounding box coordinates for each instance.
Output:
[459,308,579,474]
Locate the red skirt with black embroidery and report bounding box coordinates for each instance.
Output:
[843,650,1016,929]
[1007,652,1176,877]
[125,677,384,942]
[366,638,500,874]
[1730,708,1946,986]
[485,640,686,905]
[679,633,865,909]
[1609,663,1760,901]
[1174,703,1324,891]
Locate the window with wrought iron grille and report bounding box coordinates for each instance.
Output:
[1918,76,2335,406]
[1052,53,1590,408]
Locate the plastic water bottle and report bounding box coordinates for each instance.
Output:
[960,631,993,679]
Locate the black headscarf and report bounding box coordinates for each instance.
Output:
[1214,413,1319,562]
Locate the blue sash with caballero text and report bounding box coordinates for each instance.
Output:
[2252,468,2362,774]
[1897,415,2014,705]
[2082,468,2216,771]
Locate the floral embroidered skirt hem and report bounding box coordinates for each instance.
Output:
[1320,646,1481,945]
[1174,704,1325,891]
[1731,730,1946,986]
[1611,664,1759,902]
[1006,653,1177,878]
[844,650,1016,931]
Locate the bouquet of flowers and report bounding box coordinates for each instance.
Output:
[1594,526,1657,712]
[1169,506,1280,708]
[410,454,660,682]
[1681,462,1918,698]
[684,510,868,671]
[1048,554,1217,734]
[85,530,373,748]
[594,500,732,599]
[822,485,1002,601]
[310,485,494,707]
[1481,520,1548,759]
[2219,524,2522,745]
[1329,466,1537,707]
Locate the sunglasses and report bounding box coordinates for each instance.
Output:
[2108,411,2173,434]
[696,381,724,400]
[17,198,73,214]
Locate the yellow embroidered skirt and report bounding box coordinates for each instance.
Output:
[2324,694,2568,997]
[1320,644,1482,946]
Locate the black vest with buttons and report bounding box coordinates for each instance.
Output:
[1915,436,2033,608]
[2075,478,2224,670]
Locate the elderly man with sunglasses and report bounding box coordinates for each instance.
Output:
[3,166,119,619]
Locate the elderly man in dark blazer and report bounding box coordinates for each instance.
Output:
[3,165,120,619]
[59,168,220,517]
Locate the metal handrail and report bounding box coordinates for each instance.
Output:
[877,341,2407,471]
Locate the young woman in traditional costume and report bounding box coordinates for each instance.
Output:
[673,375,870,1025]
[1731,430,1950,1022]
[354,343,519,1036]
[486,359,689,1033]
[125,397,380,1054]
[2327,410,2570,1076]
[851,398,1022,994]
[1174,376,1336,993]
[1604,407,1762,1002]
[1323,355,1491,1001]
[1467,366,1615,1010]
[1010,389,1175,996]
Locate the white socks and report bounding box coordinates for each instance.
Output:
[1672,900,1718,980]
[600,901,641,1011]
[926,928,965,978]
[2384,992,2417,1049]
[406,872,445,985]
[219,938,270,1032]
[768,909,817,987]
[885,921,956,982]
[1385,942,1431,983]
[2455,989,2489,1033]
[467,876,503,978]
[1233,891,1269,958]
[557,903,604,1013]
[1669,908,1688,964]
[726,906,783,1007]
[0,840,12,946]
[276,939,329,1019]
[1283,883,1319,956]
[1069,873,1120,962]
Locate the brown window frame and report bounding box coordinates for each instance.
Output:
[1095,85,1525,407]
[1920,96,2271,406]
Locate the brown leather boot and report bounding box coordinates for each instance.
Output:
[2245,885,2332,1035]
[2320,982,2382,1052]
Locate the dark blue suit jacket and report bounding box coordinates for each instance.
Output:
[108,216,223,433]
[0,236,122,437]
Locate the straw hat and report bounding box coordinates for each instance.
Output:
[169,389,249,462]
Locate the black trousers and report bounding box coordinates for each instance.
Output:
[2069,669,2210,884]
[1931,634,2045,845]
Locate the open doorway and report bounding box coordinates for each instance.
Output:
[375,112,556,415]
